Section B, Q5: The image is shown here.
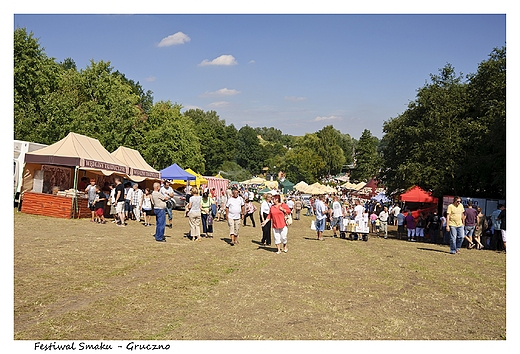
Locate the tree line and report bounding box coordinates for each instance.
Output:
[14,28,505,199]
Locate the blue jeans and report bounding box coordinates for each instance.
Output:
[154,208,166,241]
[465,225,476,237]
[165,204,173,221]
[449,226,464,253]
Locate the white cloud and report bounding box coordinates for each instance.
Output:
[199,54,238,66]
[208,101,230,108]
[157,32,191,47]
[200,88,240,97]
[285,96,307,102]
[314,115,341,122]
[144,76,156,82]
[248,60,256,64]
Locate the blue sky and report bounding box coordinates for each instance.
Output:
[11,11,506,140]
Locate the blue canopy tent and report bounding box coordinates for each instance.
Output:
[160,163,196,181]
[371,192,390,204]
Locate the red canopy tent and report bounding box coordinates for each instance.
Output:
[399,186,438,219]
[399,186,438,204]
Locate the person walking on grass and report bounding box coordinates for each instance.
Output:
[446,196,465,254]
[85,178,97,222]
[114,177,126,227]
[261,194,291,254]
[463,201,478,249]
[314,194,328,241]
[405,210,416,242]
[379,206,389,239]
[260,193,273,246]
[186,187,202,242]
[94,185,107,224]
[226,187,245,246]
[141,188,153,227]
[151,182,170,242]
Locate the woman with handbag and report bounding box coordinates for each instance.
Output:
[201,191,215,238]
[260,194,291,254]
[186,187,202,242]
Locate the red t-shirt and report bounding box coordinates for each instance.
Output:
[268,203,291,229]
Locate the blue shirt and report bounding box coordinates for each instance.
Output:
[396,213,405,226]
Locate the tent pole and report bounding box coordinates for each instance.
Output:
[72,166,79,219]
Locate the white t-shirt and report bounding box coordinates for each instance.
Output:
[315,200,327,220]
[354,204,365,219]
[379,210,389,222]
[287,199,295,210]
[260,200,271,215]
[332,201,343,218]
[226,196,244,220]
[393,206,401,216]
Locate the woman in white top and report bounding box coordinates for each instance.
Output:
[260,193,273,246]
[186,187,202,241]
[141,188,153,226]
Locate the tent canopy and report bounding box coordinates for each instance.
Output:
[172,168,207,187]
[399,185,438,204]
[371,192,390,203]
[111,146,160,182]
[279,179,294,193]
[24,132,128,175]
[160,163,196,181]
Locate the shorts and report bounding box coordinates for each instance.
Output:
[273,226,288,245]
[228,218,241,236]
[88,202,96,211]
[116,201,125,214]
[315,218,326,232]
[96,208,104,216]
[110,204,117,215]
[501,229,506,243]
[398,225,404,233]
[415,227,424,237]
[331,216,342,228]
[142,208,152,215]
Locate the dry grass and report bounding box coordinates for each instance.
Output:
[13,206,506,340]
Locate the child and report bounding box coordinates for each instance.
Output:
[375,218,381,236]
[370,211,378,233]
[94,185,106,224]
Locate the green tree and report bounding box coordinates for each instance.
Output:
[14,27,61,142]
[315,125,346,176]
[461,47,506,198]
[142,101,204,171]
[236,125,263,174]
[184,109,236,175]
[351,129,381,182]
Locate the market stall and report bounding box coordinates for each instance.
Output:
[399,185,439,218]
[111,146,161,189]
[21,132,128,218]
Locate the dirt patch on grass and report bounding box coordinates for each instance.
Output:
[14,208,506,340]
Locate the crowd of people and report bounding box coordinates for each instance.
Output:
[82,178,507,254]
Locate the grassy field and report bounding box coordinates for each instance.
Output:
[13,206,506,341]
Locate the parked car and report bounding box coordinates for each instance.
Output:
[171,190,186,210]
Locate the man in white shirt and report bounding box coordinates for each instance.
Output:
[160,180,174,228]
[314,195,328,241]
[392,204,401,226]
[331,196,343,238]
[226,188,245,246]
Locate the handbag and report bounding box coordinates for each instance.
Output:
[285,213,293,226]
